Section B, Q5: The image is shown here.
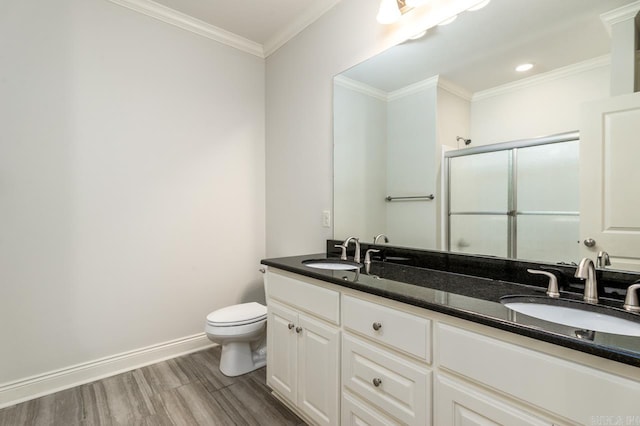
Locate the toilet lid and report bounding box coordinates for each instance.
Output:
[207,302,267,326]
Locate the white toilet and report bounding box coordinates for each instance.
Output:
[204,302,267,377]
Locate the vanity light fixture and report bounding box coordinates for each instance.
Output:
[405,0,428,7]
[438,15,458,25]
[515,63,534,72]
[408,30,428,40]
[377,0,492,26]
[376,0,403,24]
[468,0,491,11]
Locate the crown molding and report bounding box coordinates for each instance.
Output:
[388,75,439,101]
[335,74,473,104]
[264,0,343,57]
[601,0,640,36]
[472,55,611,102]
[333,76,388,101]
[107,0,265,58]
[437,77,473,101]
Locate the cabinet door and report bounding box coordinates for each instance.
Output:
[266,300,298,404]
[435,374,552,426]
[580,92,640,271]
[297,313,340,426]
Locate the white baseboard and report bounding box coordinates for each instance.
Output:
[0,333,215,409]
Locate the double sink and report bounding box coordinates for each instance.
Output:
[302,258,640,338]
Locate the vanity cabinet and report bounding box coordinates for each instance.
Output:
[264,270,340,426]
[264,268,640,426]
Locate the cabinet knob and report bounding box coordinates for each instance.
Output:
[295,326,303,333]
[583,238,596,247]
[372,322,382,331]
[259,268,266,274]
[372,378,382,387]
[288,323,295,330]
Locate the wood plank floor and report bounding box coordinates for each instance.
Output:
[0,347,306,426]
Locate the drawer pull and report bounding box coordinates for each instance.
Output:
[372,322,382,331]
[372,378,382,387]
[296,326,303,333]
[288,323,295,330]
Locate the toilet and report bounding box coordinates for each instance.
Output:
[204,302,267,377]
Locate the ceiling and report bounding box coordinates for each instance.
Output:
[151,0,336,53]
[340,0,637,94]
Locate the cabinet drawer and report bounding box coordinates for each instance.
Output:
[342,295,431,362]
[437,323,640,425]
[342,392,401,426]
[266,270,340,325]
[342,334,431,426]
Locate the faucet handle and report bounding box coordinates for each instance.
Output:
[364,249,380,265]
[527,269,560,298]
[623,282,640,312]
[334,244,348,261]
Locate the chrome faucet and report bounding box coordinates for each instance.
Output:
[342,237,361,263]
[623,281,640,312]
[527,269,560,298]
[596,251,611,269]
[575,258,598,304]
[373,234,389,244]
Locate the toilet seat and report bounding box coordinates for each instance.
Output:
[206,302,267,327]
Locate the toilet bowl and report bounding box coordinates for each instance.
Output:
[205,302,267,377]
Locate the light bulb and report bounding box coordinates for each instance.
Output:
[406,0,428,7]
[376,0,401,24]
[468,0,491,11]
[408,30,427,40]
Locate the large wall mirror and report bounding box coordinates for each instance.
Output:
[333,0,640,271]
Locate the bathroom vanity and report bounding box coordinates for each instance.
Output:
[261,247,640,426]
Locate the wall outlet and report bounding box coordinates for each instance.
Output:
[322,210,331,228]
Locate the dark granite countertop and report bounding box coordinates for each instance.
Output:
[261,253,640,367]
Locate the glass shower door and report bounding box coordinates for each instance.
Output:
[516,141,580,263]
[448,150,511,257]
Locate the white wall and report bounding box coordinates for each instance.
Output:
[265,0,404,257]
[470,64,610,145]
[0,0,265,390]
[333,84,387,241]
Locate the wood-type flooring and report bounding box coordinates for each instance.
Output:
[0,347,306,426]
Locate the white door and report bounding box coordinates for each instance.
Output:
[297,313,340,426]
[266,300,298,404]
[580,92,640,271]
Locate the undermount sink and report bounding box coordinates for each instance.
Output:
[302,259,362,271]
[501,295,640,337]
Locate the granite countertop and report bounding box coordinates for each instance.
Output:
[261,253,640,367]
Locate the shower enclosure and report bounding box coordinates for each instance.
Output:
[443,132,580,264]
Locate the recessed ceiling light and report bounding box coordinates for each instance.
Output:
[515,63,534,72]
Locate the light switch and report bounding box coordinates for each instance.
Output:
[322,210,331,228]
